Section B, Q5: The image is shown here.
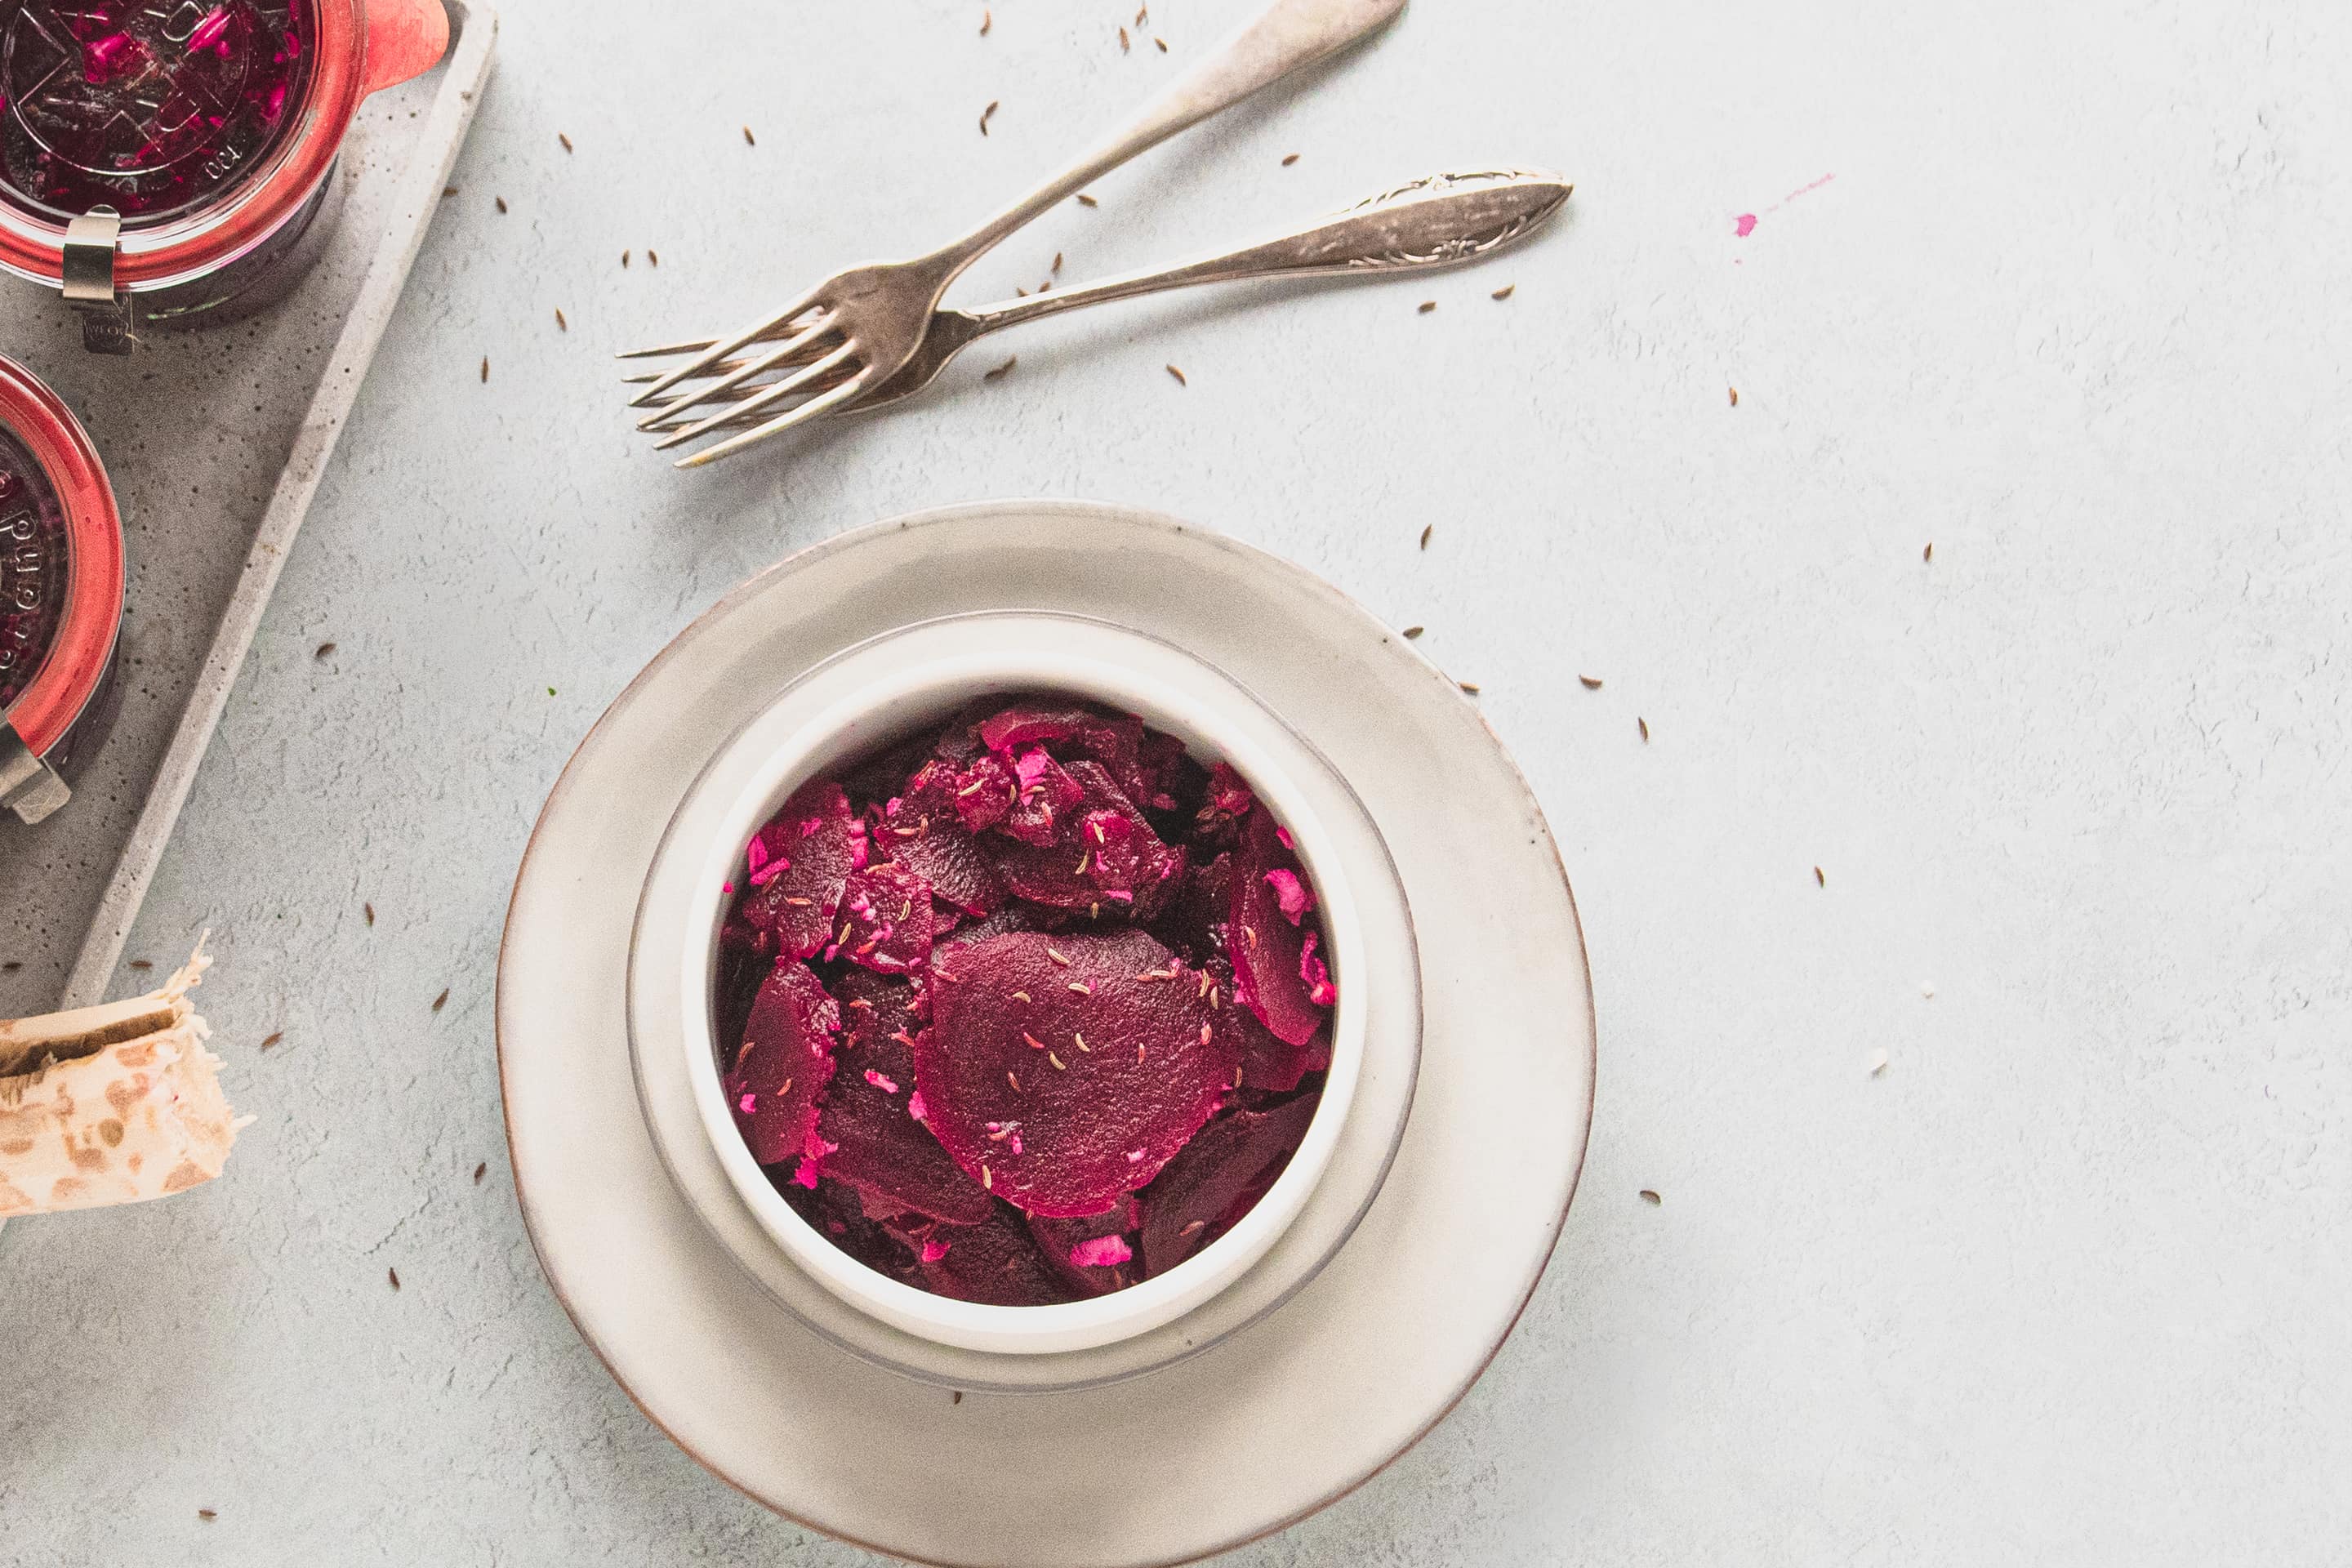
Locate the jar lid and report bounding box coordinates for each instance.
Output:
[0,354,121,759]
[0,0,448,292]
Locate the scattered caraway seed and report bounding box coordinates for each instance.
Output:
[1281,153,1300,167]
[555,308,567,332]
[1136,3,1147,22]
[432,988,450,1013]
[388,1267,401,1290]
[1419,523,1433,550]
[1491,283,1515,300]
[440,185,457,198]
[979,100,999,136]
[982,355,1017,382]
[1402,626,1424,639]
[1459,680,1481,695]
[621,249,630,267]
[1119,25,1129,51]
[1866,1048,1890,1076]
[647,250,659,267]
[314,641,336,659]
[260,1031,283,1051]
[1,962,19,973]
[1639,1189,1662,1205]
[1418,300,1437,314]
[130,960,152,971]
[364,902,375,926]
[494,195,506,213]
[1076,193,1098,207]
[479,356,488,383]
[1156,36,1167,51]
[979,9,990,35]
[1638,716,1650,742]
[198,1509,216,1521]
[1579,674,1603,690]
[559,132,573,153]
[1924,541,1934,563]
[1052,251,1063,274]
[1815,866,1826,888]
[952,1390,964,1405]
[474,1162,488,1183]
[1165,363,1187,385]
[742,126,755,146]
[1729,386,1740,406]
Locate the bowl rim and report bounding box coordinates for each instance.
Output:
[673,612,1370,1356]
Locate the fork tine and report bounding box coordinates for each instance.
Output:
[615,337,721,362]
[636,313,841,430]
[639,360,862,430]
[626,285,823,408]
[674,372,873,470]
[653,341,861,450]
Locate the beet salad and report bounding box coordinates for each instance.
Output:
[715,694,1339,1305]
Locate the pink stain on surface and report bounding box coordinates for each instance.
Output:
[1733,173,1836,241]
[1734,213,1757,237]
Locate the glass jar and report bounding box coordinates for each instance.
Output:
[0,0,448,352]
[0,353,122,825]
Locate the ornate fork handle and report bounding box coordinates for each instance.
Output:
[969,169,1567,336]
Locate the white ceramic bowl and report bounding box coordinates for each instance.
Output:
[677,614,1368,1356]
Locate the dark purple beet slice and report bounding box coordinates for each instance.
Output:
[1138,1094,1321,1276]
[819,973,995,1226]
[738,780,861,960]
[781,1177,921,1281]
[1228,804,1330,1049]
[1190,762,1257,849]
[950,751,1016,833]
[917,929,1239,1218]
[884,762,1008,915]
[1135,729,1192,814]
[893,1205,1077,1306]
[991,761,1184,915]
[1161,852,1232,962]
[978,702,1156,805]
[1027,1197,1143,1296]
[1000,746,1086,846]
[1211,963,1331,1093]
[830,862,936,975]
[723,960,841,1169]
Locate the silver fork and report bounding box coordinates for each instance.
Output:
[625,169,1571,434]
[628,0,1408,468]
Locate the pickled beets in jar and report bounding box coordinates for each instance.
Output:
[0,0,316,224]
[0,421,65,713]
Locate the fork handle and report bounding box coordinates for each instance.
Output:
[933,0,1409,270]
[965,170,1568,336]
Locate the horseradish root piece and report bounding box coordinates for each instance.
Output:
[0,945,246,1217]
[917,929,1238,1218]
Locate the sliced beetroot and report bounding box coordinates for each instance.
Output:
[781,1176,921,1283]
[723,960,841,1169]
[950,751,1016,834]
[1000,746,1086,846]
[884,763,1008,916]
[1228,804,1330,1048]
[820,973,995,1226]
[1213,966,1331,1094]
[894,1205,1076,1306]
[1135,728,1192,814]
[1191,761,1257,849]
[1161,852,1232,961]
[1138,1094,1321,1276]
[1027,1196,1143,1296]
[828,862,936,975]
[739,780,861,960]
[991,761,1184,915]
[917,929,1238,1218]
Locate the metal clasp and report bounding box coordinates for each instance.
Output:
[62,207,136,356]
[1,718,69,824]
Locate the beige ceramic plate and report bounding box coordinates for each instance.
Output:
[497,501,1596,1567]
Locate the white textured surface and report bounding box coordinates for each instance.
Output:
[4,0,2347,1562]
